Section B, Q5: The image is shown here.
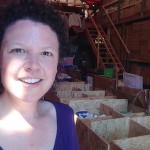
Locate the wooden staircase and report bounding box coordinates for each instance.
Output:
[85,19,125,79]
[82,3,130,83]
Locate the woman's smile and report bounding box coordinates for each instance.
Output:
[19,78,42,84]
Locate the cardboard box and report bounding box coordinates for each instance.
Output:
[110,135,150,150]
[91,117,150,141]
[93,75,116,91]
[75,98,148,150]
[77,117,150,150]
[69,99,128,116]
[55,82,90,91]
[131,116,150,129]
[57,90,105,99]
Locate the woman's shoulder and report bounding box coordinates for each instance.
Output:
[43,100,73,114]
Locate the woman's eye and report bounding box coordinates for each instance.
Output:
[10,48,26,53]
[42,51,53,56]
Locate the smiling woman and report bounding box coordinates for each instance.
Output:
[0,1,79,150]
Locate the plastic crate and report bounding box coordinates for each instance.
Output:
[104,68,114,78]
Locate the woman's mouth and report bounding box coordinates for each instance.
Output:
[20,78,42,84]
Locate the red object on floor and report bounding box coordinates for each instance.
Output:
[83,0,103,5]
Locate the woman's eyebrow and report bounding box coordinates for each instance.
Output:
[42,46,57,51]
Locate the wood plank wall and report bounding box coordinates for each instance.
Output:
[101,0,150,87]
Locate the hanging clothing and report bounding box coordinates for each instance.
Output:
[69,13,82,28]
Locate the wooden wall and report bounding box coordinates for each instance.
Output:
[126,20,150,62]
[100,0,150,87]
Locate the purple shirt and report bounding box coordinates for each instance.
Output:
[0,100,80,150]
[51,100,80,150]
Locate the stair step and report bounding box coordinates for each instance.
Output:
[100,54,110,56]
[101,57,112,59]
[100,53,107,56]
[102,59,113,62]
[99,45,106,50]
[90,34,98,37]
[86,21,125,74]
[95,43,105,45]
[89,28,97,30]
[104,62,114,64]
[110,53,116,56]
[99,52,107,54]
[90,31,97,33]
[88,27,96,29]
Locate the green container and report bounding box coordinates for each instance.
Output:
[104,68,114,78]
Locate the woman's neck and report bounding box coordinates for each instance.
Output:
[0,91,41,122]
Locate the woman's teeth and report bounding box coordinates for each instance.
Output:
[21,78,41,84]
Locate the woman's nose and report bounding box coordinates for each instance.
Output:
[23,53,40,71]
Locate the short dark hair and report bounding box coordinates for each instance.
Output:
[0,1,66,58]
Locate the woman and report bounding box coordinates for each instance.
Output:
[0,1,79,150]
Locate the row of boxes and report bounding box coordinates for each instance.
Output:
[74,98,149,150]
[56,81,150,150]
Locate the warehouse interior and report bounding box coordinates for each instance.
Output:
[0,0,150,149]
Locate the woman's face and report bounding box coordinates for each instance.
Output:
[0,20,59,102]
